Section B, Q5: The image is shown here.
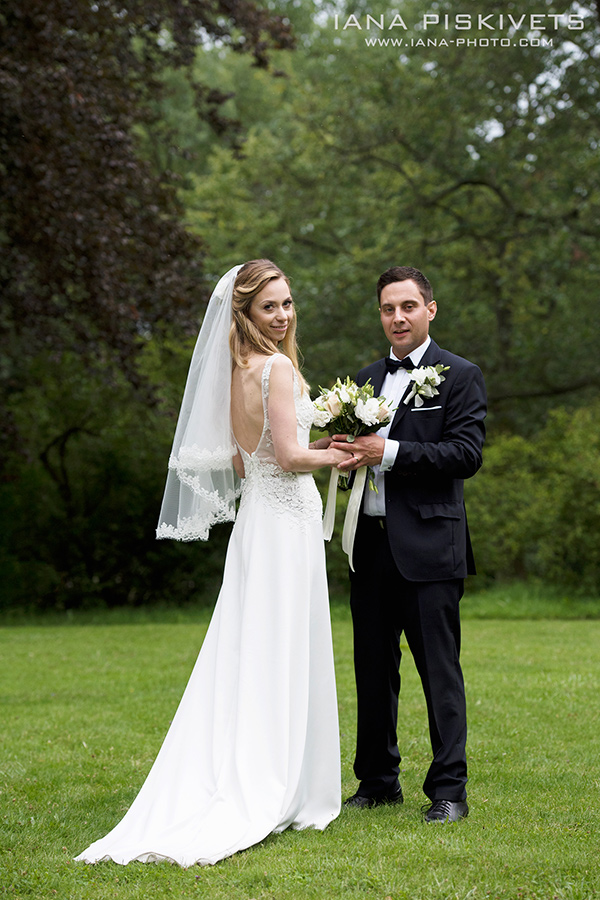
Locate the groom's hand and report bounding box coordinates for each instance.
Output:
[331,434,385,471]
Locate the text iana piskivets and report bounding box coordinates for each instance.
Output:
[332,14,585,31]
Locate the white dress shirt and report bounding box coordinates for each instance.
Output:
[363,336,431,517]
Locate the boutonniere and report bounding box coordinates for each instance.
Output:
[403,364,450,408]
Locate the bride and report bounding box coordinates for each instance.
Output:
[75,260,351,868]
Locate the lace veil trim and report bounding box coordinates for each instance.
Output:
[169,444,239,474]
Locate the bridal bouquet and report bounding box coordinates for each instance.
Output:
[313,376,393,438]
[313,377,393,570]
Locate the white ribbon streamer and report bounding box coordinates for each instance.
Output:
[341,467,367,572]
[322,467,339,541]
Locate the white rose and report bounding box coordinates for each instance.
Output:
[376,403,391,422]
[313,406,332,427]
[355,397,381,426]
[411,368,429,386]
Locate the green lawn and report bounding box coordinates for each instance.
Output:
[1,602,598,899]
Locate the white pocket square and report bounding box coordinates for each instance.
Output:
[410,405,442,411]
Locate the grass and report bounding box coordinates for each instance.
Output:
[1,589,599,900]
[460,583,600,620]
[1,581,598,627]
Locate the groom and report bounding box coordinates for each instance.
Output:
[332,265,486,823]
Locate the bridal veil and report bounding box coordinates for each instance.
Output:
[156,265,242,541]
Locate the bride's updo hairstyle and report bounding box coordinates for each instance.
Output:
[230,259,305,386]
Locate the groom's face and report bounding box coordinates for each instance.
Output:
[379,280,437,359]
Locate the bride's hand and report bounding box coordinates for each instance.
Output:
[329,447,354,467]
[310,436,333,450]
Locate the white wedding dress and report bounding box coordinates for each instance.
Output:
[75,356,341,868]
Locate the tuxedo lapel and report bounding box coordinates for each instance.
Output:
[364,359,388,395]
[419,339,442,367]
[389,384,412,430]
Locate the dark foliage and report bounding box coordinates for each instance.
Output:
[0,359,234,611]
[0,0,293,453]
[0,1,294,610]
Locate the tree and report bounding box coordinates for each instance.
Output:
[0,0,294,456]
[184,0,600,432]
[0,0,294,609]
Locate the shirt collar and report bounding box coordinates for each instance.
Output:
[389,335,431,367]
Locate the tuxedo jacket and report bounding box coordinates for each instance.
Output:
[356,339,487,582]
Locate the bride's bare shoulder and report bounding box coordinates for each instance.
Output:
[232,354,271,400]
[236,353,292,383]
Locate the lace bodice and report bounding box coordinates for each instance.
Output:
[237,356,322,528]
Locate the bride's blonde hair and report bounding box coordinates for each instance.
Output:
[229,259,307,389]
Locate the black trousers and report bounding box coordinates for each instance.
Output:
[349,515,468,802]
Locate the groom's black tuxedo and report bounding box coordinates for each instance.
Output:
[357,339,486,580]
[349,339,486,803]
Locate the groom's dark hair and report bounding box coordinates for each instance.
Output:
[377,266,433,306]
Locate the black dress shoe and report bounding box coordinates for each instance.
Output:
[422,799,468,823]
[344,785,404,809]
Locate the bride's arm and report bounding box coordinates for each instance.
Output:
[268,356,351,473]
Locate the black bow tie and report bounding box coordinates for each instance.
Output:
[385,356,414,374]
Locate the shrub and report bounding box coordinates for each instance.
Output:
[467,402,600,593]
[0,350,229,612]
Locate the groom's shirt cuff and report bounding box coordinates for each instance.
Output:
[380,439,399,472]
